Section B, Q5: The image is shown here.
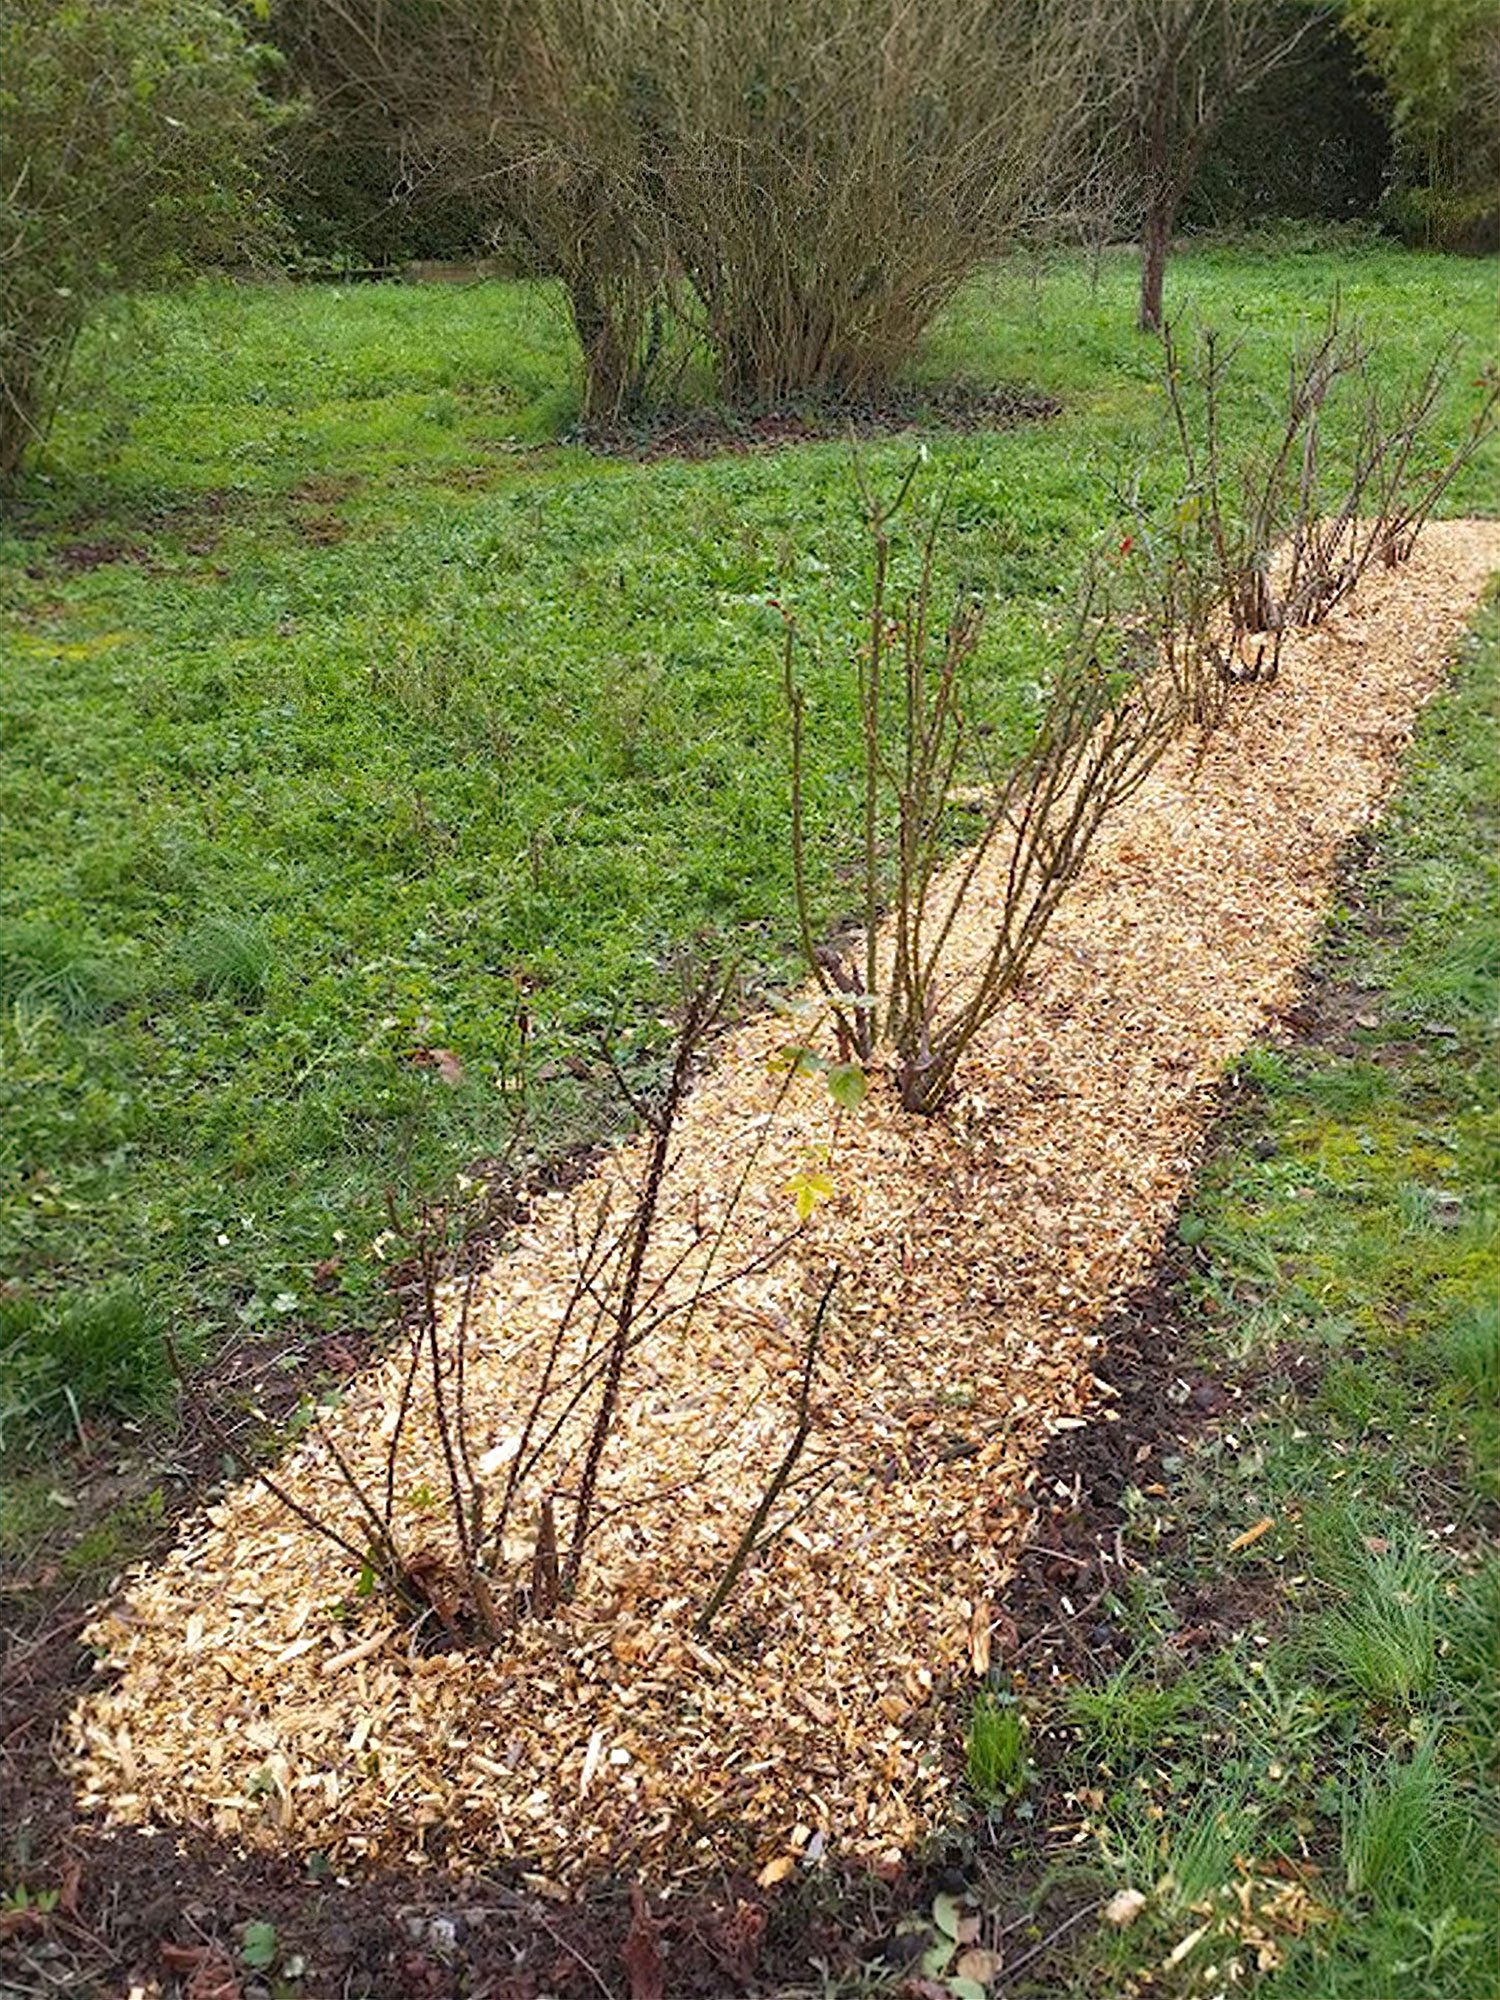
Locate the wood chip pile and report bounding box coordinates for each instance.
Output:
[69,523,1499,1887]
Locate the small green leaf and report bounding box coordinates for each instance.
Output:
[772,1042,827,1078]
[920,1932,956,1976]
[241,1919,278,1970]
[932,1890,963,1941]
[826,1062,868,1111]
[786,1168,835,1221]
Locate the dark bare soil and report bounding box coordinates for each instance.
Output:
[576,382,1061,462]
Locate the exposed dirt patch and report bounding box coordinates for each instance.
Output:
[287,474,366,546]
[295,513,351,546]
[1000,1267,1254,1685]
[50,539,156,574]
[290,475,366,509]
[577,381,1062,461]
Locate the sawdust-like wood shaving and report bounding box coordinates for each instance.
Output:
[68,523,1499,1887]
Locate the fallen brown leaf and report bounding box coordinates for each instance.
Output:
[620,1882,664,2000]
[757,1855,796,1888]
[159,1940,241,2000]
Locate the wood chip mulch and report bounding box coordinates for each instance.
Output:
[67,521,1499,1892]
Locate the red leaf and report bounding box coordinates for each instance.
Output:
[58,1858,81,1918]
[709,1900,766,1982]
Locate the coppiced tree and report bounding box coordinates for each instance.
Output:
[286,0,1105,418]
[628,0,1099,404]
[277,0,680,418]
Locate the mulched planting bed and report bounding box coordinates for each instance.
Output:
[67,522,1499,1868]
[4,520,1496,1999]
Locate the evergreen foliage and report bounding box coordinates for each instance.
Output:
[0,0,283,476]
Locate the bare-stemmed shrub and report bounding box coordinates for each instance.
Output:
[785,461,1194,1116]
[782,311,1493,1115]
[641,0,1100,406]
[289,0,1105,418]
[1152,310,1499,682]
[1270,341,1499,632]
[173,965,819,1645]
[694,1269,838,1637]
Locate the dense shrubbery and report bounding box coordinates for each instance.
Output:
[0,0,281,477]
[266,0,492,269]
[1343,0,1500,250]
[3,0,1492,477]
[1186,13,1391,229]
[275,0,1101,418]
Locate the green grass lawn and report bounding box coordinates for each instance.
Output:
[1,236,1494,1451]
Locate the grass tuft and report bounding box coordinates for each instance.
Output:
[1306,1516,1446,1706]
[176,914,275,1003]
[40,1286,170,1423]
[0,918,129,1024]
[967,1692,1031,1802]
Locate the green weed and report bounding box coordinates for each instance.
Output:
[1340,1730,1478,1905]
[1064,1656,1204,1764]
[34,1287,169,1429]
[967,1693,1031,1803]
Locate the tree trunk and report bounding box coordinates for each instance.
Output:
[567,273,641,422]
[1138,195,1173,334]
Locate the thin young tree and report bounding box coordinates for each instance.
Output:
[1112,0,1327,334]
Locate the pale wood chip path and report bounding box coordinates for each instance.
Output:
[69,523,1499,1887]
